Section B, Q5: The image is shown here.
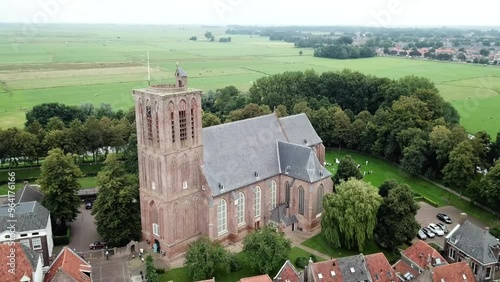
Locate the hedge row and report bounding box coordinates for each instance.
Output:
[53,227,71,246]
[413,195,439,207]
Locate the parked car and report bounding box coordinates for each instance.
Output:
[422,227,436,238]
[417,228,427,240]
[436,222,448,233]
[437,213,452,224]
[428,223,445,236]
[89,241,106,250]
[85,202,92,210]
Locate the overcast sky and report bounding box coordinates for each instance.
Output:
[1,0,498,27]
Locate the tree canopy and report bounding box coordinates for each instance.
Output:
[184,237,230,281]
[38,148,82,231]
[91,154,141,247]
[321,178,382,251]
[333,155,363,185]
[242,225,292,274]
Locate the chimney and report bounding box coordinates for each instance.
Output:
[459,213,467,225]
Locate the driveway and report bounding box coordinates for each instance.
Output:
[414,202,488,248]
[69,203,101,252]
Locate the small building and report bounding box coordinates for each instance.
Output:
[273,260,302,282]
[364,252,397,282]
[392,240,447,280]
[44,247,92,282]
[0,201,53,267]
[240,274,273,282]
[444,221,499,281]
[431,261,475,282]
[0,242,44,282]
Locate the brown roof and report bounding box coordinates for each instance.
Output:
[44,247,92,282]
[240,274,272,282]
[0,243,38,282]
[365,252,397,282]
[274,260,301,282]
[402,240,446,269]
[393,259,418,278]
[432,262,475,282]
[196,279,215,282]
[309,259,343,282]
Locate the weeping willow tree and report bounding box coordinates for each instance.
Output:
[321,178,382,252]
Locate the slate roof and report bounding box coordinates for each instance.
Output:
[269,204,298,227]
[278,113,322,146]
[0,243,39,282]
[44,247,92,282]
[274,260,301,282]
[278,141,331,182]
[15,184,43,204]
[0,201,50,232]
[337,254,371,282]
[176,67,187,77]
[432,262,475,282]
[202,114,328,197]
[447,221,499,265]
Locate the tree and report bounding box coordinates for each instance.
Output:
[46,117,65,131]
[378,179,399,198]
[275,105,288,117]
[375,183,420,251]
[243,225,292,274]
[226,103,271,122]
[123,134,138,174]
[202,112,221,127]
[38,148,82,231]
[145,255,159,282]
[25,102,83,128]
[205,31,215,41]
[299,50,303,56]
[189,36,197,41]
[92,154,141,246]
[184,237,230,281]
[442,141,476,193]
[480,48,490,57]
[479,161,500,216]
[333,155,362,185]
[322,179,382,251]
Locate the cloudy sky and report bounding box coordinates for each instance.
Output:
[1,0,498,27]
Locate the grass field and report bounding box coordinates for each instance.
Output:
[0,24,499,136]
[326,149,497,225]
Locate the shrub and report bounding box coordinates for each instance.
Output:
[229,254,242,272]
[155,268,165,274]
[53,227,71,246]
[295,256,309,269]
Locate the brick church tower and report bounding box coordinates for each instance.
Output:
[132,68,206,260]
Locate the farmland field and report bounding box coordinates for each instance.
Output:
[0,24,499,136]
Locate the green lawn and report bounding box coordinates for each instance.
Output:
[0,24,499,137]
[302,232,399,264]
[289,246,325,269]
[326,149,497,225]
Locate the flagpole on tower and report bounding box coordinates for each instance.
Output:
[147,51,151,86]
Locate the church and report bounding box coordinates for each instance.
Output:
[133,68,333,261]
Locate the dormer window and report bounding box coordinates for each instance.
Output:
[254,171,259,179]
[219,183,224,190]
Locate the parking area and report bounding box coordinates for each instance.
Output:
[69,202,101,253]
[414,202,487,247]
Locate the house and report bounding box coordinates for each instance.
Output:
[44,246,92,282]
[196,279,215,282]
[307,258,343,282]
[133,68,333,260]
[0,201,53,267]
[273,260,301,282]
[240,274,273,282]
[392,240,447,280]
[307,254,373,282]
[431,261,475,282]
[444,220,499,281]
[2,184,44,204]
[0,242,44,282]
[364,252,397,282]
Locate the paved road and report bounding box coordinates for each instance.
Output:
[414,202,487,247]
[92,258,131,282]
[69,203,101,253]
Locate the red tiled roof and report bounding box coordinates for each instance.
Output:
[432,262,475,282]
[240,274,272,282]
[365,252,397,282]
[274,260,300,282]
[0,243,37,282]
[402,240,446,269]
[393,260,418,277]
[196,279,215,282]
[309,259,343,282]
[44,247,92,282]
